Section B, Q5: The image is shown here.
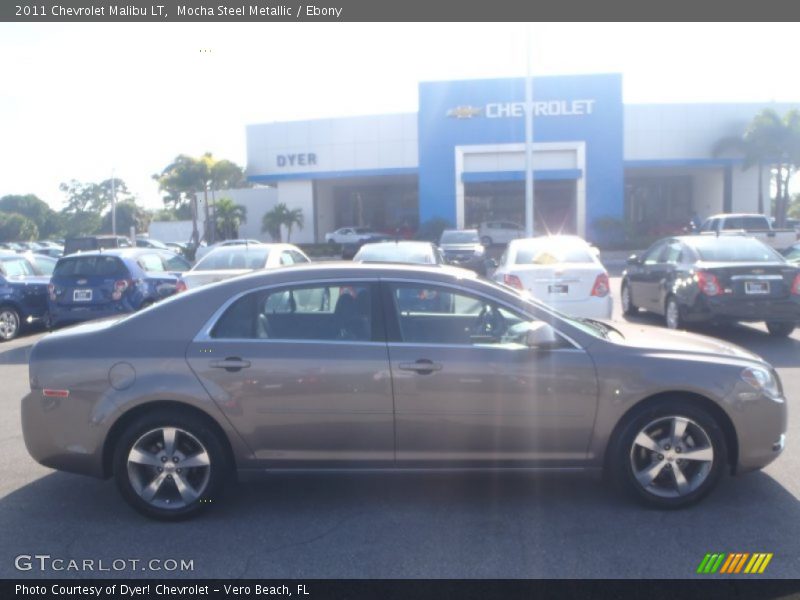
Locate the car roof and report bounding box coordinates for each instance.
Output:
[230,261,476,282]
[509,235,590,246]
[442,228,478,234]
[57,248,169,259]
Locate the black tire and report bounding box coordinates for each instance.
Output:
[608,398,727,509]
[481,236,492,247]
[0,306,21,342]
[766,321,795,337]
[113,409,230,520]
[665,296,682,330]
[620,280,638,316]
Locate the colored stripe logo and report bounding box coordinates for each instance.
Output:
[697,553,773,574]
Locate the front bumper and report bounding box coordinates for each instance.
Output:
[729,389,787,474]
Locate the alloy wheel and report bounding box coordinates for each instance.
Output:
[126,427,212,509]
[0,309,19,341]
[665,299,680,330]
[629,415,714,499]
[621,284,632,313]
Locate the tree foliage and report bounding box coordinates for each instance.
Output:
[0,212,39,242]
[59,178,134,214]
[214,197,247,240]
[261,203,303,242]
[0,194,60,238]
[100,200,152,235]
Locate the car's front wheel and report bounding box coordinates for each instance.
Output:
[766,321,795,337]
[113,409,229,520]
[610,399,726,509]
[0,306,21,341]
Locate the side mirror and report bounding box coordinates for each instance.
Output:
[626,254,640,266]
[525,322,560,349]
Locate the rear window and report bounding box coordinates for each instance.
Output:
[194,247,271,271]
[440,230,479,244]
[53,256,128,278]
[514,242,594,265]
[688,237,784,263]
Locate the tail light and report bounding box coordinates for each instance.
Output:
[591,273,610,297]
[175,279,188,294]
[697,270,723,296]
[47,283,56,301]
[791,273,800,296]
[503,274,523,290]
[112,279,131,301]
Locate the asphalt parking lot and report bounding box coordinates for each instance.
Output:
[1,276,799,579]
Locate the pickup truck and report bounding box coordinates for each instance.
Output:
[698,213,798,251]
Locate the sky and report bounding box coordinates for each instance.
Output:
[2,22,800,211]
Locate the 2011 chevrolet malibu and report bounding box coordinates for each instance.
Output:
[21,263,787,519]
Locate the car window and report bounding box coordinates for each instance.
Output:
[354,243,435,264]
[662,242,682,264]
[212,283,373,342]
[700,219,715,232]
[279,251,297,266]
[514,242,594,265]
[390,283,526,345]
[0,257,38,277]
[785,246,800,262]
[440,230,480,244]
[724,217,742,230]
[642,241,666,265]
[688,237,784,262]
[34,256,55,275]
[741,216,769,230]
[290,250,309,263]
[53,256,128,278]
[138,253,165,272]
[162,253,190,272]
[194,247,270,271]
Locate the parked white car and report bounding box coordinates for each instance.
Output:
[478,221,525,246]
[492,235,612,319]
[177,243,310,291]
[194,239,263,261]
[325,227,380,245]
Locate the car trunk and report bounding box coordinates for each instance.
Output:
[698,262,797,300]
[51,256,130,308]
[510,263,602,302]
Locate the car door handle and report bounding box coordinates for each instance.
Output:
[398,360,443,375]
[209,357,251,372]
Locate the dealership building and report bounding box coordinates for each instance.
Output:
[225,74,797,244]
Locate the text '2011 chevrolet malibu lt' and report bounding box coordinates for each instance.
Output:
[21,263,786,519]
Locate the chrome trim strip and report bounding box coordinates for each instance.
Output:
[731,274,784,281]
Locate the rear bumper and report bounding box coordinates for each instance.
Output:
[683,295,800,324]
[49,300,135,327]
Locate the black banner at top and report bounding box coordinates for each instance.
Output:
[2,0,800,22]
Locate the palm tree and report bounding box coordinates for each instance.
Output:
[214,198,247,240]
[261,203,304,242]
[713,109,800,227]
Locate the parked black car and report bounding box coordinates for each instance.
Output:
[621,235,800,336]
[0,253,50,341]
[438,229,488,274]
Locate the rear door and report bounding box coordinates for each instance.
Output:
[186,279,395,466]
[628,241,667,312]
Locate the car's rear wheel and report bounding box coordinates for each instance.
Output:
[621,281,637,316]
[481,236,492,247]
[113,409,229,520]
[610,400,726,509]
[766,321,795,337]
[0,306,21,341]
[665,296,682,330]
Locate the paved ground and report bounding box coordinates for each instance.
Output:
[1,278,799,579]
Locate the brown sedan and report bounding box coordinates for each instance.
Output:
[22,263,786,519]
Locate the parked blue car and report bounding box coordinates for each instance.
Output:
[48,248,191,328]
[0,253,50,341]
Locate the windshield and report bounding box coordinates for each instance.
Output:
[355,243,435,264]
[689,237,784,262]
[194,247,271,271]
[0,257,38,277]
[440,230,479,244]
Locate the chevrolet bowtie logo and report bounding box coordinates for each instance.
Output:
[446,105,483,119]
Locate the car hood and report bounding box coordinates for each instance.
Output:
[610,321,765,364]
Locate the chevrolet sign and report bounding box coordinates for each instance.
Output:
[446,105,483,119]
[446,99,595,119]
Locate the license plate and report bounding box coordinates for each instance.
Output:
[73,289,92,302]
[745,281,770,295]
[548,284,569,294]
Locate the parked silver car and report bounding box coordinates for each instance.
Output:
[22,263,786,519]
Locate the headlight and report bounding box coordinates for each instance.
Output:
[741,367,782,400]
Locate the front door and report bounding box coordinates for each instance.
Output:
[187,280,395,466]
[382,281,599,467]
